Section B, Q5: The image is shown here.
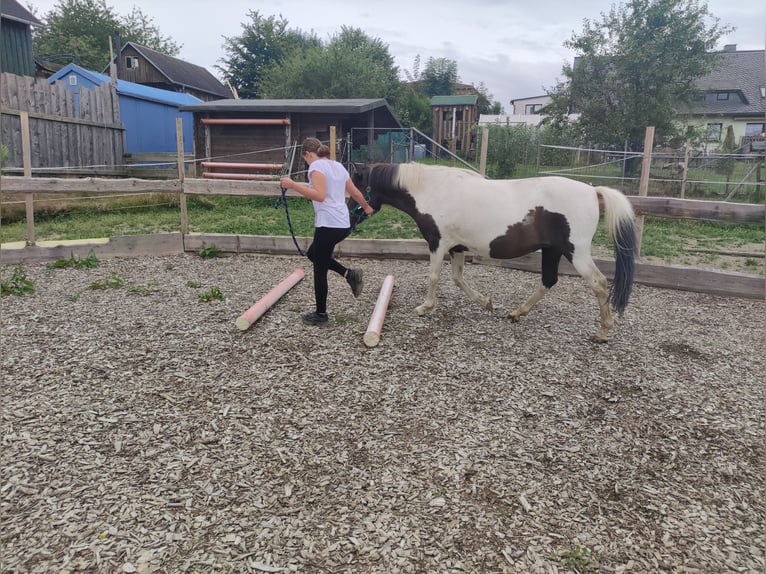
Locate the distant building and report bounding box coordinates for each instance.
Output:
[680,45,765,153]
[0,0,42,76]
[103,42,232,102]
[430,95,478,152]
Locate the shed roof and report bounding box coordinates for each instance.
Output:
[180,98,402,126]
[430,95,478,106]
[1,0,42,26]
[49,63,202,107]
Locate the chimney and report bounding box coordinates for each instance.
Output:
[723,44,737,52]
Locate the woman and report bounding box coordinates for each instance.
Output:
[279,137,375,326]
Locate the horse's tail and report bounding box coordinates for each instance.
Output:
[595,186,636,315]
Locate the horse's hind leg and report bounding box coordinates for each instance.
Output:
[450,251,492,310]
[571,252,612,343]
[509,248,559,322]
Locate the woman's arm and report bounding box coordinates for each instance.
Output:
[345,179,374,216]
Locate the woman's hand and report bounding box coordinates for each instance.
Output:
[279,176,294,190]
[363,204,374,217]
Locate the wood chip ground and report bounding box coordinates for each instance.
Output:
[1,254,764,573]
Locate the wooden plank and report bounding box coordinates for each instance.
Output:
[183,178,289,196]
[20,111,35,245]
[628,196,764,224]
[474,253,765,300]
[0,176,182,194]
[0,107,125,130]
[0,233,184,264]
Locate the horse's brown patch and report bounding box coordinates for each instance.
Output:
[488,206,574,260]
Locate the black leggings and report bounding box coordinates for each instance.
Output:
[306,226,350,314]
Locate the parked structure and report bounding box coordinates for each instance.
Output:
[180,98,402,179]
[430,95,478,153]
[49,63,201,155]
[0,0,42,76]
[104,42,232,102]
[681,45,765,153]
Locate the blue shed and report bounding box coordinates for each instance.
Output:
[48,63,200,154]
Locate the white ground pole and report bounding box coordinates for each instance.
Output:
[236,268,305,330]
[363,275,395,347]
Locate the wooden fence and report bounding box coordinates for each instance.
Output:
[0,72,124,171]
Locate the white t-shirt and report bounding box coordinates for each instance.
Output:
[308,159,351,228]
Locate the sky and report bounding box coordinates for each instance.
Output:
[28,0,766,113]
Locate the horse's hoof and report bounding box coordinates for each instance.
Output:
[415,305,432,316]
[590,335,608,344]
[508,313,521,323]
[483,299,493,311]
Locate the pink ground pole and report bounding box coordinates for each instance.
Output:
[235,268,305,331]
[363,275,395,347]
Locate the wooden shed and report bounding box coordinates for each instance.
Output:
[430,95,478,154]
[179,99,402,179]
[0,0,42,77]
[48,63,201,155]
[104,42,233,102]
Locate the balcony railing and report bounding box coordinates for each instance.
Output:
[740,135,765,153]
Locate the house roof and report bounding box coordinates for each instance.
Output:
[49,63,202,107]
[104,42,232,99]
[690,49,765,117]
[1,0,43,26]
[180,98,402,126]
[430,95,478,106]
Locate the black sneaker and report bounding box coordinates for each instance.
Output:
[346,268,363,298]
[301,311,329,326]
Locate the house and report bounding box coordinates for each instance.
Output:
[0,0,42,76]
[179,99,402,178]
[103,41,232,102]
[430,95,478,153]
[681,45,765,153]
[48,63,202,155]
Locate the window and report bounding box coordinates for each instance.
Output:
[68,75,77,86]
[125,57,139,69]
[525,104,543,114]
[706,123,722,142]
[716,92,729,101]
[745,123,764,136]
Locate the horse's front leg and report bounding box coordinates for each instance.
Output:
[450,251,492,310]
[415,251,445,315]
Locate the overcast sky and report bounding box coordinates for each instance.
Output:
[29,0,766,112]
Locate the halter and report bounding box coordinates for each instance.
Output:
[349,166,373,230]
[274,142,306,256]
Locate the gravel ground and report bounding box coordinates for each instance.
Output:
[1,253,764,574]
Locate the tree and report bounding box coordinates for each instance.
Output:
[259,27,400,101]
[546,0,730,155]
[217,11,319,99]
[422,57,458,96]
[33,0,179,70]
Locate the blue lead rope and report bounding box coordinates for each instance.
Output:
[275,187,307,257]
[275,142,306,256]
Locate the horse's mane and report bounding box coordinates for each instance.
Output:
[396,163,483,191]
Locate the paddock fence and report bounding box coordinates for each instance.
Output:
[1,172,763,299]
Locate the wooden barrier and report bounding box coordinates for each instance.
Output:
[235,268,305,330]
[364,275,395,347]
[200,118,290,125]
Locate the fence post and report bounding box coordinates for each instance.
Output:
[634,126,655,258]
[479,127,489,176]
[329,126,336,161]
[680,138,691,199]
[176,118,188,236]
[20,111,35,246]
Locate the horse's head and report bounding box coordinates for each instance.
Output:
[347,164,382,231]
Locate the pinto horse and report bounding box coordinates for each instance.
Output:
[349,163,636,342]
